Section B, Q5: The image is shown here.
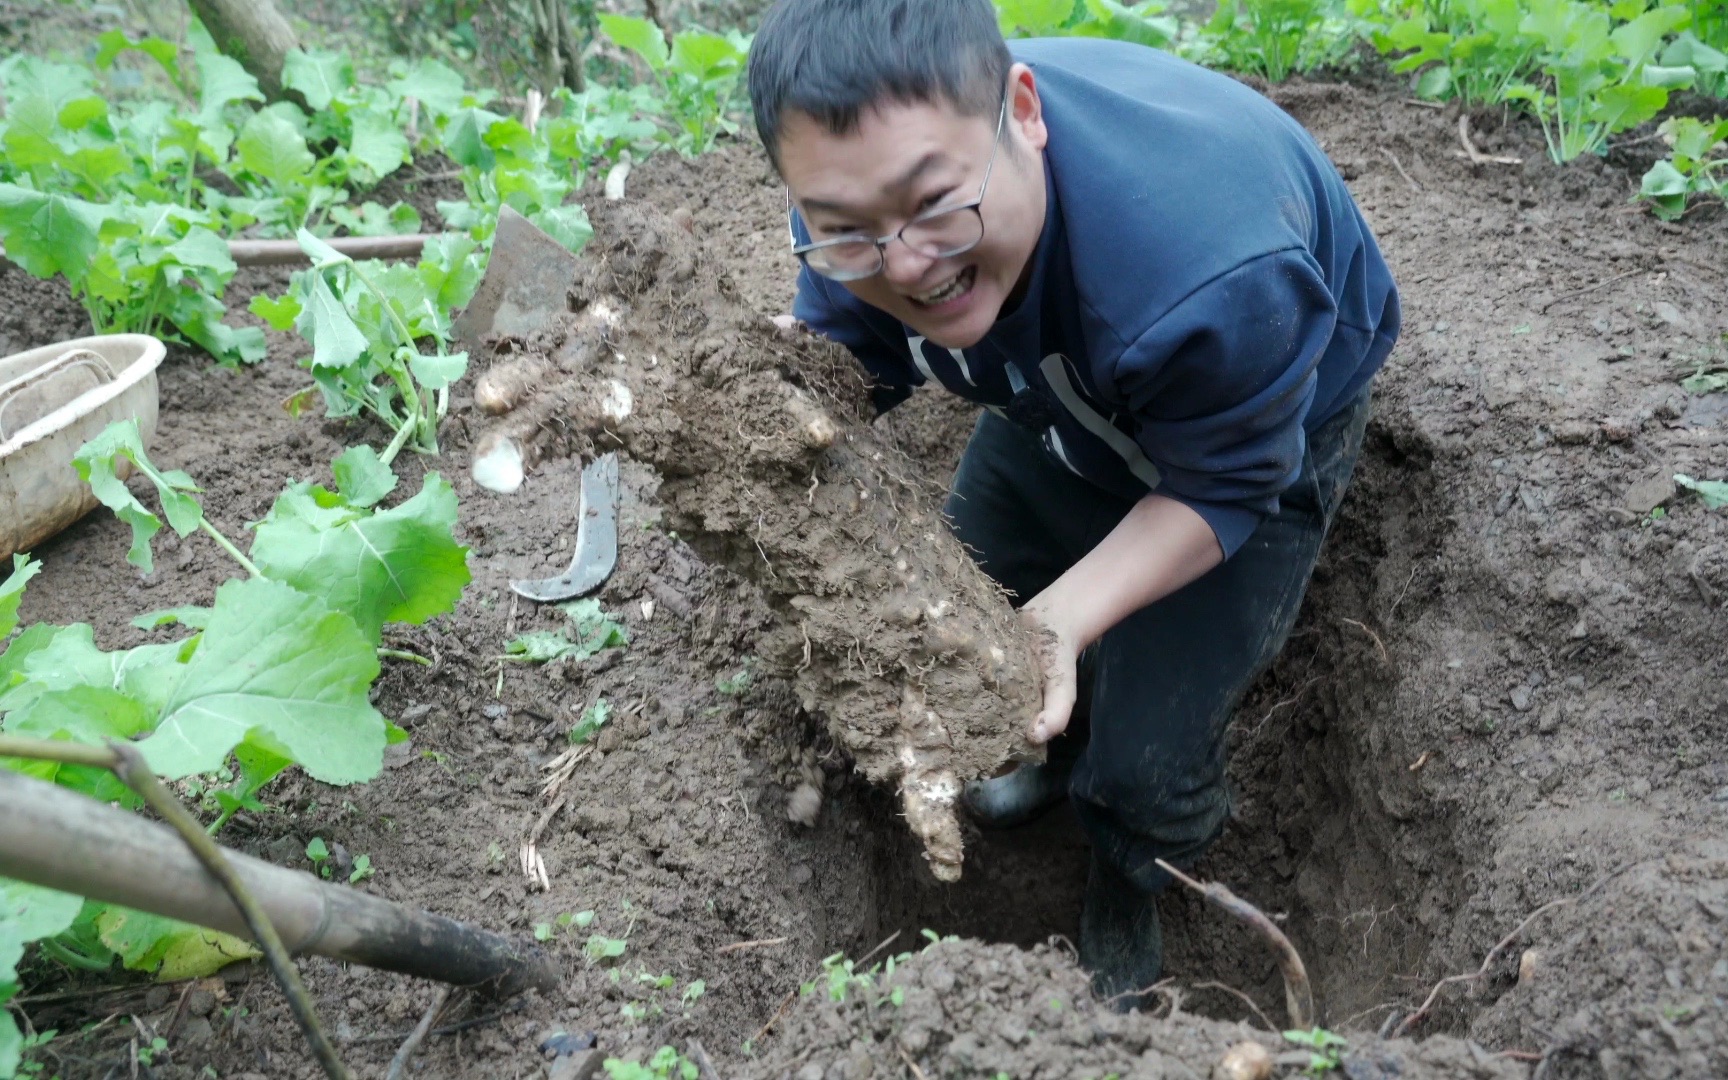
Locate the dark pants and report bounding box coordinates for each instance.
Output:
[943,387,1372,893]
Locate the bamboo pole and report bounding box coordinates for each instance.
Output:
[0,766,558,998]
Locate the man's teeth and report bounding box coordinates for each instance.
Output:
[916,270,970,304]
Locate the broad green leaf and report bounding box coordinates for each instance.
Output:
[330,201,421,237]
[1,1011,19,1077]
[56,95,108,131]
[0,555,39,638]
[387,58,468,117]
[418,235,483,311]
[1675,474,1728,509]
[1640,158,1689,198]
[282,48,354,111]
[1415,64,1454,99]
[138,577,387,785]
[2,686,156,804]
[250,474,471,643]
[295,271,369,371]
[236,109,315,189]
[0,624,73,696]
[4,624,186,717]
[443,107,501,169]
[131,605,213,630]
[195,48,263,120]
[570,698,611,743]
[96,906,257,978]
[1,879,83,976]
[0,183,104,283]
[670,31,744,79]
[409,350,467,392]
[1611,6,1691,65]
[600,14,670,69]
[295,227,350,268]
[331,445,398,508]
[0,55,95,108]
[250,292,303,331]
[1589,83,1668,134]
[1639,64,1696,89]
[997,0,1076,34]
[72,420,205,574]
[347,108,410,180]
[503,630,582,662]
[165,227,236,276]
[531,204,593,255]
[169,296,269,367]
[1,96,65,169]
[94,30,181,83]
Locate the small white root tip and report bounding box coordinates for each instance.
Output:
[472,434,525,494]
[600,379,635,423]
[786,782,823,827]
[604,152,632,201]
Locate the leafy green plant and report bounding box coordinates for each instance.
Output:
[570,699,613,744]
[1200,0,1360,81]
[602,1046,698,1080]
[597,15,752,156]
[1675,473,1728,507]
[502,599,629,665]
[1284,1027,1348,1074]
[1639,115,1728,219]
[1357,0,1537,104]
[254,231,478,462]
[1,881,82,1074]
[995,0,1179,46]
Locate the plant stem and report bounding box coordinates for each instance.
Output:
[200,520,262,579]
[377,648,431,666]
[378,414,417,468]
[36,937,112,973]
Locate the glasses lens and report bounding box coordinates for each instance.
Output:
[805,241,882,280]
[903,206,983,259]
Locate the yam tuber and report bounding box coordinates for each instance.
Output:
[475,358,552,416]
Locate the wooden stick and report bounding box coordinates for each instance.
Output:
[0,752,559,998]
[227,234,434,266]
[1157,860,1314,1030]
[0,736,351,1080]
[716,936,789,955]
[386,987,452,1080]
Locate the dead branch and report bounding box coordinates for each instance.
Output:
[1392,862,1635,1037]
[1381,148,1422,193]
[1157,859,1314,1030]
[386,987,452,1080]
[1456,113,1523,166]
[716,937,790,955]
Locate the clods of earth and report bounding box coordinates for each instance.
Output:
[6,74,1728,1080]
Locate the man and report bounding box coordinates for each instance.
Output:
[747,0,1400,1002]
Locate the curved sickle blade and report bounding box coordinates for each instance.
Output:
[510,454,620,602]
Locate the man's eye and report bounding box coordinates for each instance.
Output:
[819,225,865,238]
[918,190,955,213]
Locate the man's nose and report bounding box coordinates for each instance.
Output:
[881,238,936,288]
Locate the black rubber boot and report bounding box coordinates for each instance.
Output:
[1079,853,1163,1012]
[960,758,1074,828]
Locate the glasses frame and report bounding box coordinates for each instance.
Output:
[786,91,1010,283]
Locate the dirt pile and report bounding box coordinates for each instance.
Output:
[460,200,1046,881]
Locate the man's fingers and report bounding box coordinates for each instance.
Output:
[1029,666,1077,744]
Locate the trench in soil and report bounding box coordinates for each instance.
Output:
[776,406,1454,1033]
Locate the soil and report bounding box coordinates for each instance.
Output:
[4,70,1727,1080]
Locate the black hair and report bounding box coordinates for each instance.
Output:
[747,0,1012,168]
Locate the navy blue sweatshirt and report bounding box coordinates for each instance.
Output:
[791,38,1401,558]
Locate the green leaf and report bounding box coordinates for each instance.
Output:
[408,350,468,392]
[530,204,594,255]
[72,420,204,574]
[599,14,670,69]
[96,906,257,978]
[1,555,40,638]
[570,698,612,744]
[2,96,66,170]
[1641,158,1690,198]
[1611,5,1691,65]
[195,48,263,121]
[0,183,105,283]
[584,934,628,961]
[93,30,181,82]
[165,227,236,276]
[559,599,629,650]
[670,31,744,80]
[250,292,303,331]
[1589,83,1669,135]
[1675,474,1728,509]
[249,473,471,643]
[1,879,84,979]
[347,108,410,180]
[137,577,387,785]
[295,271,369,371]
[503,630,582,662]
[331,446,398,508]
[1415,64,1454,99]
[236,109,316,189]
[2,624,187,717]
[282,48,354,111]
[443,107,501,170]
[57,95,108,131]
[2,685,157,803]
[387,58,468,117]
[418,235,483,311]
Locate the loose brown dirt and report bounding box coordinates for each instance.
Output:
[5,70,1727,1080]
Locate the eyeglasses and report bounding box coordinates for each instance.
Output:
[786,93,1008,283]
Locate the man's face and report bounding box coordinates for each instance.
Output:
[777,66,1048,350]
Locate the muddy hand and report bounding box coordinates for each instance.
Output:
[1019,603,1080,744]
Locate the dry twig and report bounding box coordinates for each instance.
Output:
[1157,859,1314,1030]
[1456,113,1523,166]
[1341,617,1390,664]
[1539,268,1644,313]
[716,937,789,955]
[1392,863,1634,1037]
[386,987,452,1080]
[1381,148,1422,193]
[688,1039,721,1080]
[1191,980,1276,1032]
[895,1044,931,1080]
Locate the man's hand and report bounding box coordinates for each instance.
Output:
[1019,599,1082,744]
[1015,493,1227,744]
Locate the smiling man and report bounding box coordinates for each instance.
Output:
[748,0,1400,1002]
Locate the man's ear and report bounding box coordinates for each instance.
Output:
[1008,63,1048,152]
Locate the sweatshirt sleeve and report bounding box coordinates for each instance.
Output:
[1114,248,1337,558]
